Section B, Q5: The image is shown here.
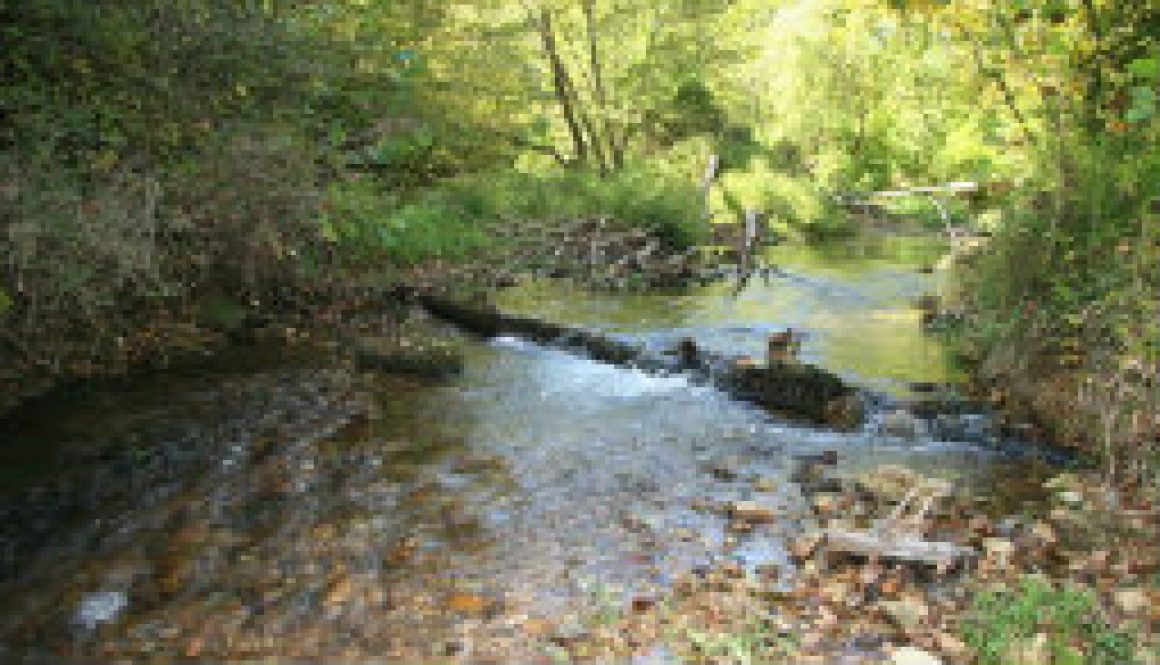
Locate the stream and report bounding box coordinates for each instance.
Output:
[0,234,1057,662]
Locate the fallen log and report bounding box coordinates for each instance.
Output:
[418,294,654,369]
[822,475,975,571]
[823,529,975,571]
[418,294,862,427]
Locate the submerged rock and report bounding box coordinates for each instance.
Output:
[353,335,463,379]
[74,590,128,630]
[727,500,777,524]
[856,464,923,503]
[874,409,927,440]
[790,531,824,561]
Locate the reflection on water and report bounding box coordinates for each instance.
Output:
[0,235,1048,661]
[497,234,962,393]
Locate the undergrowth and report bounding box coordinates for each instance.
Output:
[961,576,1137,665]
[322,167,707,266]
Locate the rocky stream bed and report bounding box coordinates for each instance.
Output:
[1,234,1156,664]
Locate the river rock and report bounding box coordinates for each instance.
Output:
[446,592,489,615]
[75,590,128,630]
[354,335,463,378]
[857,464,922,503]
[879,596,929,632]
[1113,588,1149,615]
[790,531,824,561]
[934,631,968,660]
[710,457,742,481]
[811,493,842,517]
[824,394,863,430]
[891,646,944,665]
[982,538,1015,567]
[753,476,777,492]
[876,409,926,439]
[728,500,776,524]
[550,618,589,647]
[1029,520,1057,546]
[1043,473,1082,492]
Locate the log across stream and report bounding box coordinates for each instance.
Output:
[419,293,861,428]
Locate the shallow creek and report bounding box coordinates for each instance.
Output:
[0,235,1056,661]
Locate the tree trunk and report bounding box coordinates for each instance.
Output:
[538,9,587,165]
[582,0,615,172]
[575,105,608,175]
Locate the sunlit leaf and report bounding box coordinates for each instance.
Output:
[1127,58,1158,80]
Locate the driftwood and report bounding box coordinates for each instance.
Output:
[823,530,974,570]
[823,477,975,570]
[418,294,649,368]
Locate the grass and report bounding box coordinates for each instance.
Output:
[960,575,1136,665]
[322,166,707,266]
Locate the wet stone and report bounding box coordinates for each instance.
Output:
[74,590,129,631]
[891,646,944,665]
[727,500,777,524]
[1113,588,1149,615]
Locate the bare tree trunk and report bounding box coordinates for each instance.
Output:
[539,9,587,165]
[701,154,719,222]
[582,0,614,173]
[575,106,608,175]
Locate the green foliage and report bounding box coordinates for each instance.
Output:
[322,177,490,267]
[2,0,1156,442]
[962,135,1159,358]
[321,166,704,267]
[717,163,848,238]
[884,196,970,230]
[961,576,1136,665]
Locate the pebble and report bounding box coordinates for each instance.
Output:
[1030,521,1057,546]
[934,631,968,660]
[727,500,776,524]
[879,596,929,632]
[982,537,1014,567]
[1113,588,1149,615]
[790,531,824,561]
[753,476,777,492]
[891,646,944,665]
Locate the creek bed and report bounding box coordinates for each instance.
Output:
[0,234,1056,661]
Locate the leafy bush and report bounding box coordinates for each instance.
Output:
[961,136,1159,373]
[961,576,1136,665]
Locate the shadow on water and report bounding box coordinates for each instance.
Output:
[0,234,1055,660]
